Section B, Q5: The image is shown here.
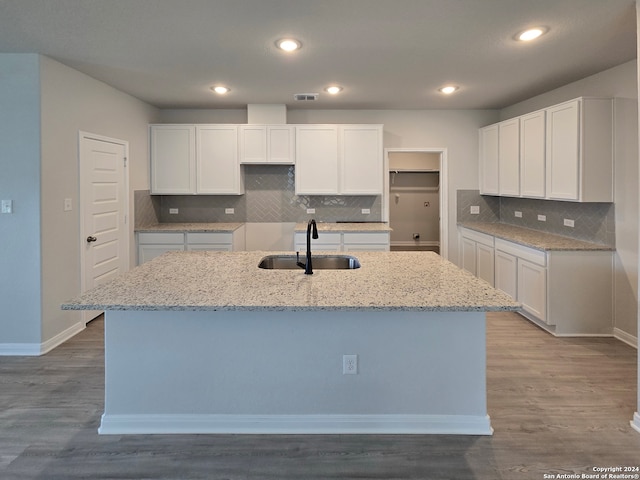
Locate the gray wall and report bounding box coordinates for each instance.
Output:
[0,54,42,344]
[0,54,159,348]
[39,56,159,342]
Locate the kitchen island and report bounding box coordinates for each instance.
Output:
[63,251,519,435]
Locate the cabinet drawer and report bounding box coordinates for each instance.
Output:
[459,228,494,248]
[295,232,342,245]
[138,232,185,245]
[495,238,546,267]
[343,232,389,245]
[186,232,233,245]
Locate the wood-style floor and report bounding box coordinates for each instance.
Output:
[1,312,638,480]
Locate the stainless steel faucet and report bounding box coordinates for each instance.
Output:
[297,219,319,274]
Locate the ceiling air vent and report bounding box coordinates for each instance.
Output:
[294,93,319,101]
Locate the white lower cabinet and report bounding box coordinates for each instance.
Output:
[461,227,613,336]
[137,228,245,265]
[137,233,185,265]
[294,231,390,252]
[459,228,494,286]
[495,239,547,324]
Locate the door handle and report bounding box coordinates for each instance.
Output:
[86,235,97,243]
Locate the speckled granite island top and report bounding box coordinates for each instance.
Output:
[294,222,392,233]
[62,251,518,312]
[135,222,244,233]
[459,222,613,251]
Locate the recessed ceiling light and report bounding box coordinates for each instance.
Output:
[516,27,548,42]
[211,86,230,94]
[325,85,343,95]
[276,38,301,52]
[438,85,459,95]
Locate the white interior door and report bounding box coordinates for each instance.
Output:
[79,132,129,323]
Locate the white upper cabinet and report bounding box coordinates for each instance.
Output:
[240,125,295,164]
[295,125,339,194]
[197,125,244,195]
[479,97,612,202]
[295,124,383,195]
[150,124,243,195]
[546,98,612,202]
[498,118,520,196]
[479,124,499,195]
[340,125,383,195]
[519,110,546,198]
[150,125,196,194]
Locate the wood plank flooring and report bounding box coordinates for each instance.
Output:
[1,312,638,480]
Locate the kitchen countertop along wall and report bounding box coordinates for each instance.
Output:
[459,222,614,251]
[135,222,245,233]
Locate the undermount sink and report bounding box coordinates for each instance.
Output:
[258,254,361,270]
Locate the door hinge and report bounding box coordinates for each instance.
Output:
[123,156,128,167]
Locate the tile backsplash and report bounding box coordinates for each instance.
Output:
[135,165,382,226]
[457,190,615,247]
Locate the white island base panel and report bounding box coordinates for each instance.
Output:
[100,310,492,435]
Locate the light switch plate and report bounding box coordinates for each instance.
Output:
[1,200,12,214]
[64,198,72,212]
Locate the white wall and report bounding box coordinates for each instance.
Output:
[499,60,639,343]
[160,108,499,263]
[0,54,42,344]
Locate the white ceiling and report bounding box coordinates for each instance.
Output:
[0,0,636,110]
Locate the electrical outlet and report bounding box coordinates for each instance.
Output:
[343,354,358,375]
[361,208,370,215]
[225,208,234,214]
[306,208,316,214]
[537,214,546,222]
[564,218,575,227]
[169,208,179,215]
[1,200,12,214]
[470,206,480,215]
[514,211,522,218]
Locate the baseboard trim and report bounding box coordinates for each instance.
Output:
[0,321,85,356]
[631,412,640,434]
[99,413,493,436]
[613,328,638,349]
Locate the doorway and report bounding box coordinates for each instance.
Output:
[383,148,448,259]
[79,132,129,323]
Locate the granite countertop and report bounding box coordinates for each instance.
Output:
[135,223,245,233]
[458,222,613,251]
[294,222,392,233]
[62,250,519,313]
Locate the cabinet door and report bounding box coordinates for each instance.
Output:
[494,250,517,299]
[479,125,499,195]
[520,110,546,198]
[295,126,339,194]
[197,126,243,194]
[460,237,477,275]
[268,126,295,164]
[239,126,267,164]
[476,243,495,286]
[340,125,383,195]
[498,119,520,196]
[138,244,185,265]
[518,259,547,323]
[150,125,196,194]
[546,100,580,201]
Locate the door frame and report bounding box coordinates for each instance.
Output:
[78,131,130,322]
[383,147,448,260]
